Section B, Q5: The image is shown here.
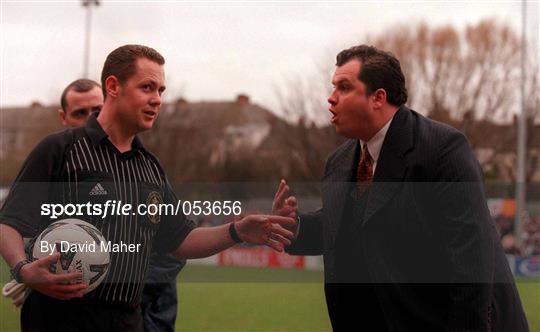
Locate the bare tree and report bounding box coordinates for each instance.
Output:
[371,19,523,122]
[273,54,334,126]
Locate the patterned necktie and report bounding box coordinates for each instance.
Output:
[356,143,374,195]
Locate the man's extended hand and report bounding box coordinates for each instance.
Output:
[235,215,295,252]
[19,253,87,300]
[272,179,298,233]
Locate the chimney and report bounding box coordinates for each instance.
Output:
[175,97,188,112]
[30,101,43,109]
[176,97,188,106]
[235,94,249,106]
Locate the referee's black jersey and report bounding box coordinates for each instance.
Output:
[0,113,195,307]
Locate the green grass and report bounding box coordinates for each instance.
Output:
[516,278,540,332]
[177,265,330,332]
[0,265,538,331]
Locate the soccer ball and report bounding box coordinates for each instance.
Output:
[32,218,110,293]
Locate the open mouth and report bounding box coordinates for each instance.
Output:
[143,110,157,117]
[329,109,337,123]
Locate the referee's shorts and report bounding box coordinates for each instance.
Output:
[20,291,143,332]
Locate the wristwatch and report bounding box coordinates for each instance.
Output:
[10,259,31,283]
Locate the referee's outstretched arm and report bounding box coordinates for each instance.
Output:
[0,214,295,300]
[173,215,295,259]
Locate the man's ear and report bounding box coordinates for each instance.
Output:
[58,109,67,126]
[371,88,387,109]
[105,76,121,98]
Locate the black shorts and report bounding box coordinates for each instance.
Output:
[21,291,143,332]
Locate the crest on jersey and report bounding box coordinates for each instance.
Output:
[146,191,163,225]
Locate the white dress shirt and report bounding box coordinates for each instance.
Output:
[360,115,395,175]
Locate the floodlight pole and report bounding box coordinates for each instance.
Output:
[515,0,527,250]
[82,0,100,78]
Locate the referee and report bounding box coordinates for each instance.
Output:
[0,44,295,331]
[57,78,186,332]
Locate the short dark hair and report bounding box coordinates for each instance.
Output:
[336,45,407,106]
[60,79,101,111]
[101,44,165,97]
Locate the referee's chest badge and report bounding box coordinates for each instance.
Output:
[146,191,163,225]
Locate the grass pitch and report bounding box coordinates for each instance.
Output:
[0,264,538,331]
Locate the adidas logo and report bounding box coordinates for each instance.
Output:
[89,183,108,196]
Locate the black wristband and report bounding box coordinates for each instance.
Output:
[10,259,31,283]
[229,222,243,243]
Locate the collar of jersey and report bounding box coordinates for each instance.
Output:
[85,112,144,153]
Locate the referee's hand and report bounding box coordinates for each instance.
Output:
[235,215,296,252]
[19,253,87,300]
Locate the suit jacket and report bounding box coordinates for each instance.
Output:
[287,106,528,331]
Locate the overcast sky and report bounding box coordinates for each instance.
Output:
[1,1,537,115]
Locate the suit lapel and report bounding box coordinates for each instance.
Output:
[322,139,359,245]
[361,106,414,227]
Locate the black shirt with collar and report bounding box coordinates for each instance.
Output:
[0,113,195,306]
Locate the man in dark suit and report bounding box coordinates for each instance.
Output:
[273,45,528,331]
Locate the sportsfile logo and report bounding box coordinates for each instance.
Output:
[41,200,131,219]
